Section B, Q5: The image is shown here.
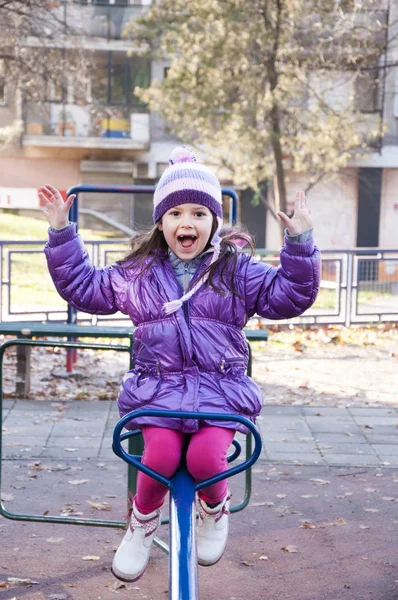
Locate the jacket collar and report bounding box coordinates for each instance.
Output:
[167,248,212,272]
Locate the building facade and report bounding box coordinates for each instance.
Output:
[0,0,397,253]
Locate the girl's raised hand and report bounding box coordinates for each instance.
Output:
[39,184,76,230]
[277,190,313,236]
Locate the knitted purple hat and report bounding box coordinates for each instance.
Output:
[153,146,223,227]
[154,147,224,315]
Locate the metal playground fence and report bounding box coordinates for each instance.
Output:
[1,240,397,327]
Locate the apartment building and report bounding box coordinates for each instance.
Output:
[0,0,397,255]
[0,0,180,232]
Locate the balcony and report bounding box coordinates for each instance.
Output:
[45,2,148,42]
[23,102,150,154]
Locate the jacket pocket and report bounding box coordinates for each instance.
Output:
[219,357,246,376]
[121,370,161,409]
[217,374,262,417]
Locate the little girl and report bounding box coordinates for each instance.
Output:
[39,146,320,583]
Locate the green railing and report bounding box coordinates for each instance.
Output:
[0,331,264,530]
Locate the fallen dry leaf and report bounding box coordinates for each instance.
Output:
[106,581,126,590]
[300,522,316,529]
[281,545,299,553]
[0,493,14,502]
[364,508,379,513]
[60,507,84,517]
[359,525,370,530]
[310,478,330,485]
[319,518,347,528]
[293,340,305,353]
[0,582,8,588]
[7,577,39,586]
[28,462,44,471]
[68,479,89,485]
[86,501,111,511]
[82,556,100,561]
[241,560,255,567]
[259,555,269,560]
[46,537,64,544]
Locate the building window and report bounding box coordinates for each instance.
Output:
[130,57,150,104]
[0,60,6,105]
[354,69,381,113]
[91,51,150,106]
[0,81,5,105]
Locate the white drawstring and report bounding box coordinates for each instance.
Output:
[163,243,221,315]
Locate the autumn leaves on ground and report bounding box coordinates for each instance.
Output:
[2,323,398,408]
[253,323,398,408]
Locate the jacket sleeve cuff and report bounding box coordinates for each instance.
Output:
[47,223,77,247]
[283,235,315,256]
[285,228,313,243]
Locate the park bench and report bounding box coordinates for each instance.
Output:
[0,321,268,397]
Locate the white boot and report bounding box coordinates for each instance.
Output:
[112,499,161,582]
[197,492,231,566]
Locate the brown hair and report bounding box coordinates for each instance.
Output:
[119,215,255,298]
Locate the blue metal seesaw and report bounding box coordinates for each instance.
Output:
[112,409,263,600]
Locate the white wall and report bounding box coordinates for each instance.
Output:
[266,169,358,250]
[380,169,398,248]
[0,157,80,189]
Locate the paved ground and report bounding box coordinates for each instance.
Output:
[2,400,398,466]
[1,400,398,600]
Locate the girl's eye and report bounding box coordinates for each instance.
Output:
[170,211,180,216]
[195,211,205,217]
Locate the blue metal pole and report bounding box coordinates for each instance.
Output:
[224,188,238,225]
[65,185,239,228]
[169,468,198,600]
[66,189,79,368]
[68,189,79,228]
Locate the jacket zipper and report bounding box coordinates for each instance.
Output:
[220,358,242,372]
[183,263,190,325]
[183,262,190,293]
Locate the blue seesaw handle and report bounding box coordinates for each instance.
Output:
[112,409,262,490]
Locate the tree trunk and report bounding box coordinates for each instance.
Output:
[265,0,287,246]
[270,104,287,245]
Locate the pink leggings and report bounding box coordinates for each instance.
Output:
[135,426,235,514]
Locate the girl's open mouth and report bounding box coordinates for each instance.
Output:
[177,235,197,249]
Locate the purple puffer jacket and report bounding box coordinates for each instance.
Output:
[44,225,320,433]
